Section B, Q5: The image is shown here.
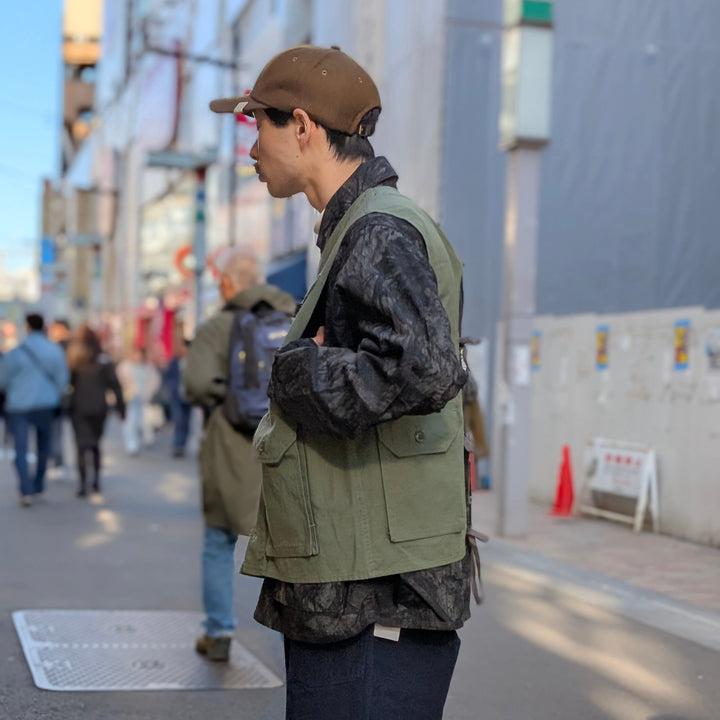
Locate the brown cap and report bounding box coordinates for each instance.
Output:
[209,45,381,136]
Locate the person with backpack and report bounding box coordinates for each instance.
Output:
[183,248,295,662]
[0,313,69,506]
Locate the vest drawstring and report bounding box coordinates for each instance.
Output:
[465,444,488,605]
[466,528,488,605]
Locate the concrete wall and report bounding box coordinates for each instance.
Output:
[527,307,720,547]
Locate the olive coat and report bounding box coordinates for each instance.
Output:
[183,284,296,535]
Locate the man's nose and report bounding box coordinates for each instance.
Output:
[249,139,258,161]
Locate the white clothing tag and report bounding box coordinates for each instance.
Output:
[373,624,401,642]
[234,100,248,113]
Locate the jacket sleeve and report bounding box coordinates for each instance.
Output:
[183,316,228,408]
[104,363,126,418]
[268,218,466,437]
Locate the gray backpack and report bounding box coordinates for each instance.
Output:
[222,303,292,433]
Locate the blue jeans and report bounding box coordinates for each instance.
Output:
[284,626,461,720]
[171,398,192,450]
[6,408,55,497]
[202,526,238,637]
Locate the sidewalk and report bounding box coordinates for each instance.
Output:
[472,489,720,615]
[2,421,719,719]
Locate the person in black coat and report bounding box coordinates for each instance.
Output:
[67,327,125,497]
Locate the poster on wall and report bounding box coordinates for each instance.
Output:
[531,330,541,371]
[596,324,609,370]
[674,319,690,370]
[704,329,720,402]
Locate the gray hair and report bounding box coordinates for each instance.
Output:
[220,248,266,291]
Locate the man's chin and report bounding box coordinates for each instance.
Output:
[265,184,296,200]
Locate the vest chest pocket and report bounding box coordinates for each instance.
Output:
[377,402,466,542]
[254,409,318,558]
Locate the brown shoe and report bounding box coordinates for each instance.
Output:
[195,635,231,662]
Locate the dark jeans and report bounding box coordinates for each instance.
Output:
[171,398,192,450]
[284,626,460,720]
[6,408,55,497]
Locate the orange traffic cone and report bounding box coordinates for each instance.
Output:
[550,444,574,516]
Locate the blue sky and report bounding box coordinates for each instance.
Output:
[0,1,61,272]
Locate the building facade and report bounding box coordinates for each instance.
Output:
[50,0,720,544]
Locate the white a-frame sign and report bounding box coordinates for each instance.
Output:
[581,438,659,533]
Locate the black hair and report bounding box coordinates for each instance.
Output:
[264,107,378,162]
[26,313,44,332]
[53,318,71,330]
[264,108,293,127]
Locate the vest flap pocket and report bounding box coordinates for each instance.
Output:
[254,407,318,558]
[377,402,466,543]
[377,409,456,458]
[253,408,297,464]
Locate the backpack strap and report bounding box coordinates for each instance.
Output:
[19,344,61,394]
[239,311,259,390]
[283,187,395,344]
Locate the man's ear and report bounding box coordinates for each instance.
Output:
[292,108,319,149]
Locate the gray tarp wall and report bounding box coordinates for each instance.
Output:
[442,0,720,340]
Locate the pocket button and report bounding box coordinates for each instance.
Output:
[414,430,425,443]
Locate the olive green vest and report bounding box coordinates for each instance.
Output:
[241,186,466,583]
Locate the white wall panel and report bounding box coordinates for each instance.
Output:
[529,307,720,546]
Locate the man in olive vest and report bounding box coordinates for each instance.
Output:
[211,46,473,719]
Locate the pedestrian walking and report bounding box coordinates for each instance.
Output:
[0,313,69,506]
[47,318,72,479]
[116,347,160,456]
[166,336,192,458]
[66,327,125,497]
[183,248,295,662]
[209,46,477,719]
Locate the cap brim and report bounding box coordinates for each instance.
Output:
[209,94,269,116]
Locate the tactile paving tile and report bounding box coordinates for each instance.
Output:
[12,610,284,691]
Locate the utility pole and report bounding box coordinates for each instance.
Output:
[192,165,208,324]
[495,0,554,536]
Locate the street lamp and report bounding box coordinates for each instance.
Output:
[495,0,553,537]
[146,149,216,328]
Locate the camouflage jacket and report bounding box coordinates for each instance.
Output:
[254,157,471,642]
[267,156,466,435]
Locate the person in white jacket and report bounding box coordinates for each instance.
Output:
[116,347,160,456]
